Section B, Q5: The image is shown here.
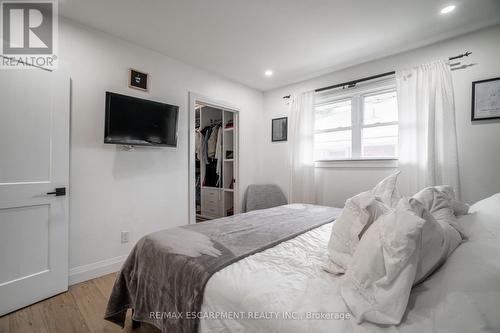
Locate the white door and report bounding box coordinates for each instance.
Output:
[0,69,70,315]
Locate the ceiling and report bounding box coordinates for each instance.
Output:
[60,0,500,91]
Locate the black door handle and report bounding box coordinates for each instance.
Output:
[46,187,66,196]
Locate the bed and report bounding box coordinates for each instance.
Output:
[106,194,500,333]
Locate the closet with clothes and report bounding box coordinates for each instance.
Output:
[195,104,238,221]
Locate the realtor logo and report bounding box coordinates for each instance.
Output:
[1,0,58,69]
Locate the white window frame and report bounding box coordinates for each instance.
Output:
[314,78,398,166]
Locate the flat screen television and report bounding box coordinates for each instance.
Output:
[104,92,179,147]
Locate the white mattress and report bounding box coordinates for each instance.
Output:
[199,194,500,333]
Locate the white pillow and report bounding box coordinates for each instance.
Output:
[341,197,463,325]
[340,201,424,325]
[371,171,401,208]
[434,185,470,216]
[326,191,389,274]
[400,197,461,284]
[413,187,466,238]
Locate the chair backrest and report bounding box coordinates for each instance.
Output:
[244,184,288,212]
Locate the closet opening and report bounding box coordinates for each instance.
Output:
[189,94,239,224]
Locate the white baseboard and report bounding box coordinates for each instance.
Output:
[69,255,127,285]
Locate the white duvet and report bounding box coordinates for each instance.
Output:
[199,194,500,333]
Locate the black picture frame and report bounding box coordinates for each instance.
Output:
[471,76,500,121]
[272,117,288,142]
[129,68,149,92]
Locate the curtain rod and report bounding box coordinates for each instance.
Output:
[283,51,471,99]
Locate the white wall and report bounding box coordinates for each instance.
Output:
[58,19,263,283]
[260,24,500,207]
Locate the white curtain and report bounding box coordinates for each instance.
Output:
[288,91,316,204]
[396,59,461,198]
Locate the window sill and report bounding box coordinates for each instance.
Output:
[314,159,398,168]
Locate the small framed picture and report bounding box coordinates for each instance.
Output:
[272,117,288,142]
[128,69,149,91]
[471,76,500,121]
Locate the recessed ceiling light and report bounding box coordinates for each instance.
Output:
[440,5,456,14]
[264,70,274,77]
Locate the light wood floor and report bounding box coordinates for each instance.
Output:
[0,273,158,333]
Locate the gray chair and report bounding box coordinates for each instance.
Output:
[244,184,288,212]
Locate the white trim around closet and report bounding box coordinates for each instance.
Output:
[188,93,240,225]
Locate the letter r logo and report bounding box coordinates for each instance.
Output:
[1,1,53,55]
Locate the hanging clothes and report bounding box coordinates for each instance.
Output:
[195,129,203,161]
[201,126,212,165]
[215,126,223,179]
[204,160,218,187]
[199,122,223,187]
[195,129,206,182]
[207,125,219,158]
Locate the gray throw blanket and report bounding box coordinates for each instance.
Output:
[104,204,341,333]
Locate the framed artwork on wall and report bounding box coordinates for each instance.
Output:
[471,76,500,121]
[272,117,288,142]
[129,69,149,91]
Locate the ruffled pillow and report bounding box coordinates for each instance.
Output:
[434,185,470,216]
[371,171,401,208]
[340,200,424,324]
[413,187,466,238]
[326,191,389,274]
[340,197,463,325]
[400,197,462,284]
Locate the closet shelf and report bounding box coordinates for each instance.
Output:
[224,159,234,162]
[224,189,234,192]
[223,128,234,132]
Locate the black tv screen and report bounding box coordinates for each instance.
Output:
[104,92,179,147]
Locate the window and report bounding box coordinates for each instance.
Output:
[314,82,398,161]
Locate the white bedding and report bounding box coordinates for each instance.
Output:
[199,194,500,333]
